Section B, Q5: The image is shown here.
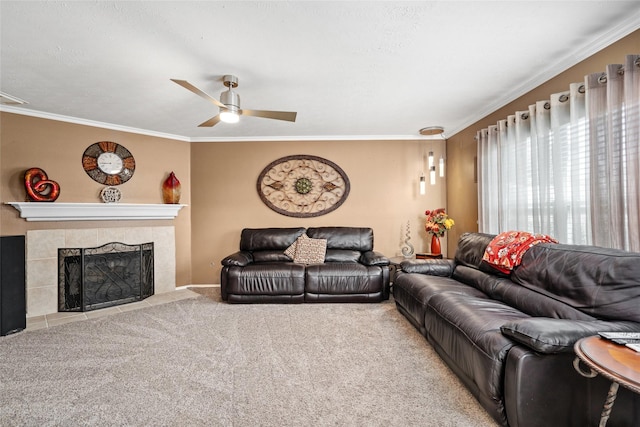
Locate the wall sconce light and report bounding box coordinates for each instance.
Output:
[419,173,426,195]
[418,126,445,189]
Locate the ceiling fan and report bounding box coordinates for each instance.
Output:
[171,75,297,127]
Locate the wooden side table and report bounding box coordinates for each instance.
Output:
[415,253,443,260]
[573,336,640,427]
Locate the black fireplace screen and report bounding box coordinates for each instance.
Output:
[58,242,154,312]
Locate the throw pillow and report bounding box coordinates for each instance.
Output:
[284,233,308,260]
[293,238,327,264]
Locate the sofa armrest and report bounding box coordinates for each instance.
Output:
[221,251,253,267]
[501,318,640,354]
[360,251,389,266]
[400,259,454,276]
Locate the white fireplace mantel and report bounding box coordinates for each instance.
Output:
[6,202,186,221]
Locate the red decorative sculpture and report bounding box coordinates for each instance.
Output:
[24,167,60,202]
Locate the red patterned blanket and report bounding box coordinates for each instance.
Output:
[482,231,558,274]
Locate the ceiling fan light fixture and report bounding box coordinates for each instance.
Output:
[172,75,297,128]
[219,110,240,123]
[219,86,241,123]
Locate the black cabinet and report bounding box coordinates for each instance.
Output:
[1,235,26,336]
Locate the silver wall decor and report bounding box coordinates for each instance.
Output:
[257,154,350,218]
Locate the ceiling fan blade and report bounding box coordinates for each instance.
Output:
[171,79,226,109]
[198,115,222,127]
[241,109,297,122]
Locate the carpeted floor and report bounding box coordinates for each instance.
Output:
[0,288,497,426]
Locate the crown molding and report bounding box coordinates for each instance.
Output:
[446,9,640,138]
[0,105,191,142]
[188,134,446,142]
[0,105,442,142]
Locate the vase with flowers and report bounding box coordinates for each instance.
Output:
[424,208,455,255]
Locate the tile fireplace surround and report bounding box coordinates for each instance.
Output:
[26,226,176,317]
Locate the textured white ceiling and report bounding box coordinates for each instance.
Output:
[1,1,639,141]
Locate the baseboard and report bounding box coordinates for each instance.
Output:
[176,284,220,290]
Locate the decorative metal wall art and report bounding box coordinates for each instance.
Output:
[257,155,350,218]
[24,167,60,202]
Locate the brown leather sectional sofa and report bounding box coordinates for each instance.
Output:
[393,232,640,427]
[220,227,390,303]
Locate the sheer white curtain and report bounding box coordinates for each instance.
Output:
[478,54,639,247]
[588,55,640,251]
[477,84,588,243]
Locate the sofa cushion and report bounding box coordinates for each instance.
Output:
[306,227,373,251]
[324,249,361,263]
[221,251,253,267]
[252,250,292,263]
[493,278,596,320]
[293,237,327,264]
[240,227,306,251]
[451,265,510,297]
[360,251,389,266]
[426,293,530,357]
[223,263,306,296]
[400,259,455,276]
[425,293,530,426]
[453,232,495,270]
[305,263,382,295]
[512,243,640,322]
[452,263,597,320]
[393,271,487,334]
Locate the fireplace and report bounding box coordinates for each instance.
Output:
[58,242,154,312]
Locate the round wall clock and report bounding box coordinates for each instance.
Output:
[82,141,135,185]
[257,154,350,218]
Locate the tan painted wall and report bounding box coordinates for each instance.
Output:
[190,139,447,283]
[446,29,640,253]
[0,113,192,285]
[1,113,446,286]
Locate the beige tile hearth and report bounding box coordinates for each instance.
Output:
[25,226,178,317]
[24,287,212,331]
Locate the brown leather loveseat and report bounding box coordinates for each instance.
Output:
[221,227,390,303]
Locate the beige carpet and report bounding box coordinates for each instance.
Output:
[0,288,497,426]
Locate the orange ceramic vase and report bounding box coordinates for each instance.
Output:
[162,171,181,204]
[430,234,441,255]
